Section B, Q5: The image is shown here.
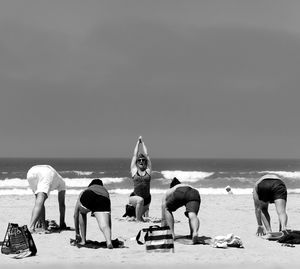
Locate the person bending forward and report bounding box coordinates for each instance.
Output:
[27,165,67,232]
[74,179,113,249]
[161,177,201,244]
[253,174,288,237]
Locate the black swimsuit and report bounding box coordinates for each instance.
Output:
[257,178,287,203]
[80,185,111,212]
[166,186,201,215]
[131,171,151,206]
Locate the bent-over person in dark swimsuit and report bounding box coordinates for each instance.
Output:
[74,179,113,249]
[253,174,288,237]
[161,177,201,244]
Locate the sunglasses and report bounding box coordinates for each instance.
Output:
[137,158,146,163]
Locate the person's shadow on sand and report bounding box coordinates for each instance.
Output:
[175,235,211,245]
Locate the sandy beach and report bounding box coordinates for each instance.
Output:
[1,192,300,269]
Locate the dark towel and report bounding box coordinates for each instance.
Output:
[70,238,125,249]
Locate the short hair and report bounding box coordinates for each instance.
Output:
[170,177,181,188]
[88,178,103,187]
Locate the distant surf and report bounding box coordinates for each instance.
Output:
[1,157,300,195]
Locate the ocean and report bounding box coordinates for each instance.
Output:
[1,158,300,196]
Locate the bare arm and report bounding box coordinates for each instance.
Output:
[130,137,141,176]
[161,195,167,227]
[58,190,66,228]
[141,140,152,172]
[253,188,266,236]
[74,198,81,237]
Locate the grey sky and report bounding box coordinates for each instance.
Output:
[1,1,300,158]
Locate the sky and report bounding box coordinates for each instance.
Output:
[1,0,300,159]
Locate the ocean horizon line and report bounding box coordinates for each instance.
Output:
[1,157,300,160]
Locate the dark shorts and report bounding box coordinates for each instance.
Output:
[257,178,287,203]
[130,192,151,206]
[166,186,201,217]
[80,189,111,213]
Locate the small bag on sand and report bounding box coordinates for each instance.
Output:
[136,225,174,253]
[122,204,136,218]
[1,223,37,258]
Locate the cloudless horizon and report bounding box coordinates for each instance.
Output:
[1,1,300,159]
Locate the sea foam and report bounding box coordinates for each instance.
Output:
[161,170,214,182]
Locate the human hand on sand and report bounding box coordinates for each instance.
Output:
[256,225,266,236]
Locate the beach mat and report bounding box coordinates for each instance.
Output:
[175,235,211,245]
[70,238,126,249]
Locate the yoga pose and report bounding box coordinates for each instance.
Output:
[129,136,152,221]
[253,174,288,236]
[27,165,67,232]
[74,179,113,249]
[161,177,201,244]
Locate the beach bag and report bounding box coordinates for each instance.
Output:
[122,204,136,218]
[1,223,37,258]
[136,225,174,253]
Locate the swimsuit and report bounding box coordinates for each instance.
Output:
[80,185,111,213]
[131,171,151,206]
[257,178,287,203]
[166,186,201,217]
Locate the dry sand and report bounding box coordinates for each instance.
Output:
[1,192,300,269]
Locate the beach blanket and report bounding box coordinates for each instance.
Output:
[70,238,125,249]
[211,233,244,248]
[278,230,300,245]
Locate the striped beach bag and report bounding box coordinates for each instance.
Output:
[136,225,174,253]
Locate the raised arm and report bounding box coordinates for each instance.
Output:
[140,138,152,172]
[130,137,141,176]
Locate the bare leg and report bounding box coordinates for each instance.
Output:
[79,212,87,244]
[187,212,200,244]
[94,212,113,249]
[164,209,175,239]
[274,199,288,231]
[129,196,145,221]
[29,192,47,231]
[143,204,150,218]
